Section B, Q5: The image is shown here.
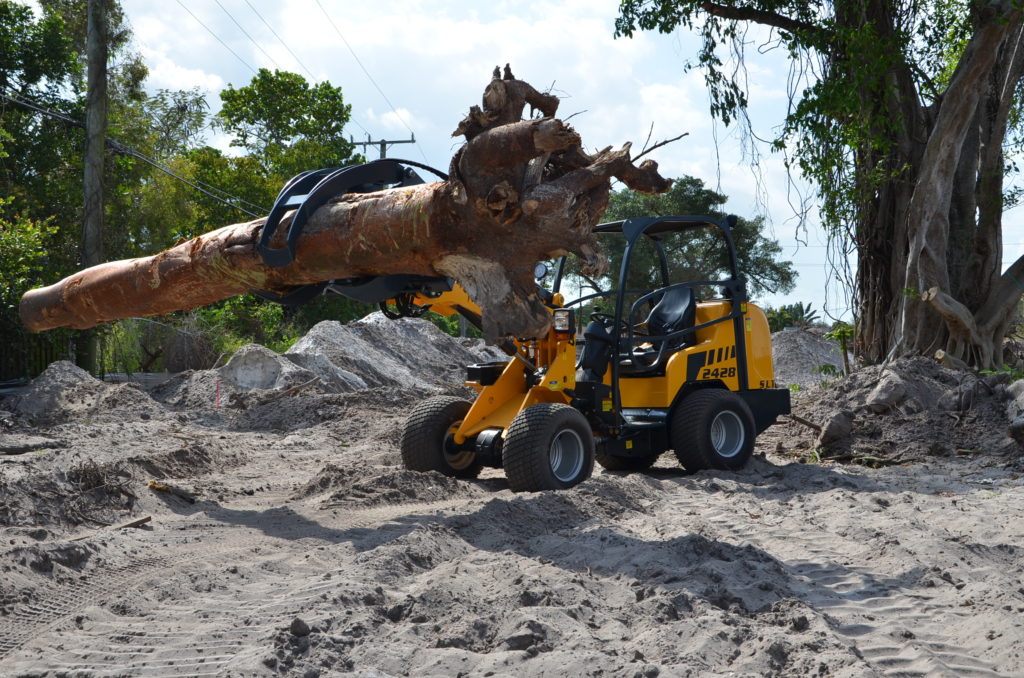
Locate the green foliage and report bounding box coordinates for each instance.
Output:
[614,0,996,293]
[825,320,854,375]
[424,311,483,339]
[812,363,840,377]
[0,6,367,376]
[0,197,59,311]
[0,1,77,92]
[824,321,853,345]
[812,361,840,387]
[216,68,360,177]
[765,302,819,332]
[980,364,1024,382]
[192,296,300,355]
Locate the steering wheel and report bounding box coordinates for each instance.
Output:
[590,312,628,333]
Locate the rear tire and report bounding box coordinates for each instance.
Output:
[595,445,660,472]
[400,396,482,479]
[503,403,595,492]
[671,390,754,472]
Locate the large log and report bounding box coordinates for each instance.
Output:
[20,68,671,340]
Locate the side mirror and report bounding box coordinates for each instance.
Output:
[534,262,549,280]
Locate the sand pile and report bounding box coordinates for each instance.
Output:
[148,313,500,414]
[771,328,848,388]
[2,313,1024,677]
[767,355,1023,467]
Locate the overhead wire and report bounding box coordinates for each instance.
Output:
[240,0,372,139]
[0,89,267,218]
[214,0,280,70]
[176,0,257,76]
[242,0,315,79]
[313,0,429,162]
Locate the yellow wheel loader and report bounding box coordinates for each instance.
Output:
[247,162,787,492]
[385,215,790,492]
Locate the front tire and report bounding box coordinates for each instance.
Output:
[400,396,482,479]
[503,403,595,492]
[671,390,754,472]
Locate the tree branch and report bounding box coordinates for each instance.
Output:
[920,286,986,348]
[699,1,829,42]
[633,132,689,161]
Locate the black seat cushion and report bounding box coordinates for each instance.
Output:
[644,287,696,343]
[622,287,696,373]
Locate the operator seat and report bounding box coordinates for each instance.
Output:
[644,286,696,343]
[622,286,697,373]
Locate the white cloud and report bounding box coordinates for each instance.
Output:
[138,47,224,93]
[364,107,423,137]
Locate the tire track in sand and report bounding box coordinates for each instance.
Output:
[691,489,1005,678]
[0,499,471,676]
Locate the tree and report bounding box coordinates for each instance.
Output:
[217,68,360,179]
[21,70,672,341]
[617,0,1024,368]
[601,176,797,299]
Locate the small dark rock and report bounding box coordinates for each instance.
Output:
[1009,413,1024,445]
[791,615,809,632]
[290,617,311,637]
[504,632,539,651]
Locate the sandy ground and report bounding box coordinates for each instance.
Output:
[1,318,1023,677]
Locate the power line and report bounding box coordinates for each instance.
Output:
[0,89,266,218]
[109,142,266,218]
[313,0,429,163]
[214,0,279,70]
[176,0,257,76]
[243,0,315,79]
[241,0,371,139]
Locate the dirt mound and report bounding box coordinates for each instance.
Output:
[3,362,167,426]
[297,464,486,507]
[286,313,487,392]
[6,361,107,425]
[771,328,847,388]
[147,315,489,414]
[770,356,1020,465]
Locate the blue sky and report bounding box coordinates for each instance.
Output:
[116,0,903,320]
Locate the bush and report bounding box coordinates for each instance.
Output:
[765,302,820,332]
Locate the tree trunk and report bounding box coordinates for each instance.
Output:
[79,0,108,374]
[884,6,1024,368]
[20,70,671,341]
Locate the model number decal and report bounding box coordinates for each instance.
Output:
[700,366,736,379]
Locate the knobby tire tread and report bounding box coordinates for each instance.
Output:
[503,403,593,492]
[400,396,481,478]
[672,389,753,472]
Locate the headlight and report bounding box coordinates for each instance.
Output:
[553,309,573,332]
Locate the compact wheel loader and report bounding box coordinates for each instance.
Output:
[390,214,790,492]
[248,160,788,493]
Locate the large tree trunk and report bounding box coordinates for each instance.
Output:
[20,70,670,341]
[889,6,1024,368]
[842,0,1024,369]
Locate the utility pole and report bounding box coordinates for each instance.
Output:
[351,133,415,159]
[81,0,108,373]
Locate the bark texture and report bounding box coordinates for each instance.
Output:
[20,69,671,340]
[827,0,1023,369]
